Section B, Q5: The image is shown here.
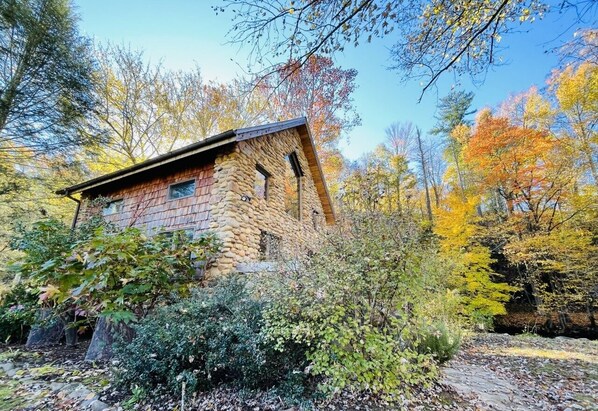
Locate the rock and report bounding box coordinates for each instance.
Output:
[59,382,82,395]
[0,362,14,372]
[67,384,92,400]
[85,317,135,362]
[89,399,110,411]
[49,382,66,392]
[26,309,65,347]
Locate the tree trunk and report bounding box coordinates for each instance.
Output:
[416,128,433,224]
[587,300,596,331]
[85,317,135,362]
[63,309,78,347]
[26,309,65,348]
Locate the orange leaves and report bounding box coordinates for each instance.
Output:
[464,113,558,200]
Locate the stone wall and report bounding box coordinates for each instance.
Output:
[208,128,326,275]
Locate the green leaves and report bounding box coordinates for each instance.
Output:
[258,212,451,396]
[9,219,220,324]
[63,227,220,322]
[113,276,308,397]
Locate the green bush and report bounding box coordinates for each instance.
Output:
[0,284,37,343]
[113,276,308,396]
[257,212,455,396]
[415,322,461,364]
[10,221,220,325]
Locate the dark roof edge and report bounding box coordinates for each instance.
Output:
[295,121,336,225]
[56,130,236,195]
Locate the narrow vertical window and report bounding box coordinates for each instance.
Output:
[312,210,320,231]
[284,152,302,219]
[255,165,269,200]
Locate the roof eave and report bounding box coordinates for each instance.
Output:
[56,131,236,195]
[295,121,336,225]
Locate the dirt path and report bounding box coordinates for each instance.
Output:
[442,333,597,411]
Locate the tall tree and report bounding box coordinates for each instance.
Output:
[90,44,170,170]
[430,90,475,198]
[259,55,361,188]
[0,0,96,165]
[551,62,598,186]
[415,127,433,223]
[464,111,577,231]
[384,122,414,213]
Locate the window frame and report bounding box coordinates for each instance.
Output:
[167,179,196,200]
[259,230,282,261]
[255,164,270,200]
[160,228,195,241]
[102,199,124,216]
[285,152,303,220]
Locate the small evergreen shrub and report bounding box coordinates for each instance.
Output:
[415,323,461,364]
[113,276,308,396]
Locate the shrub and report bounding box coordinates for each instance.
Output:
[415,322,461,364]
[0,283,37,343]
[11,224,220,324]
[113,276,308,396]
[257,212,455,396]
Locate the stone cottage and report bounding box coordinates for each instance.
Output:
[57,117,335,275]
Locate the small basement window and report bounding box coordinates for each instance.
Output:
[102,199,123,216]
[168,179,195,199]
[259,230,282,261]
[284,152,302,220]
[255,165,270,200]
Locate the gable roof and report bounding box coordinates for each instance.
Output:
[57,117,335,224]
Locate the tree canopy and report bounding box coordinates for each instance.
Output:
[217,0,595,97]
[0,0,97,164]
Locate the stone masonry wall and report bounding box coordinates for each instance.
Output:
[208,128,326,275]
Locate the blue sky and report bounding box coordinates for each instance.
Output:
[73,0,592,160]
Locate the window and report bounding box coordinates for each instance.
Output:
[259,230,282,260]
[312,210,321,231]
[103,199,123,216]
[284,152,302,219]
[168,179,195,199]
[255,165,270,200]
[161,228,194,241]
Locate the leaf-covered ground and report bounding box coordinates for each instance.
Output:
[442,333,598,411]
[0,333,596,410]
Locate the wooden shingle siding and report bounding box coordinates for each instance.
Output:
[79,161,214,235]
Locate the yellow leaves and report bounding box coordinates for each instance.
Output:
[523,87,555,129]
[434,192,480,252]
[506,228,597,273]
[519,8,531,22]
[39,284,60,302]
[434,191,516,319]
[450,124,471,145]
[553,62,598,115]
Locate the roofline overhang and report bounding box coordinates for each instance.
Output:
[56,131,236,196]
